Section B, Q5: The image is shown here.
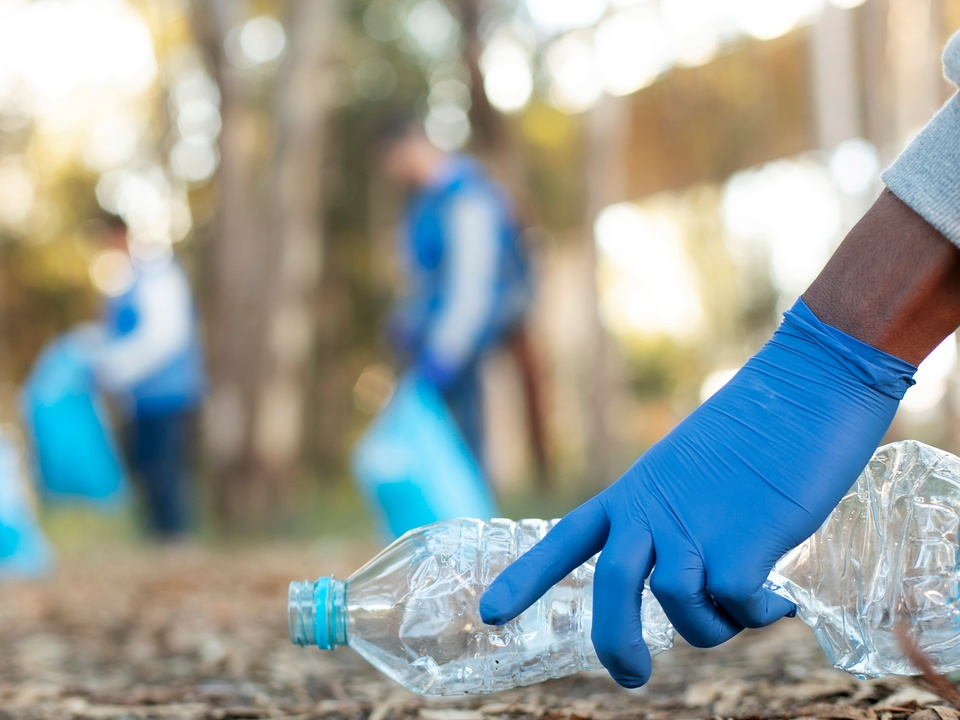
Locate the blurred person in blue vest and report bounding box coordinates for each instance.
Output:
[94,214,205,539]
[378,116,533,460]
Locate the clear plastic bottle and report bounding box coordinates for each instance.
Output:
[769,439,960,679]
[290,440,960,695]
[288,518,674,695]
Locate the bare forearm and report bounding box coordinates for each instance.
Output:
[803,190,960,366]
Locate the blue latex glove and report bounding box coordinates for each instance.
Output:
[416,350,460,392]
[480,298,917,688]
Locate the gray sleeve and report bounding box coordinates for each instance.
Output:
[882,32,960,247]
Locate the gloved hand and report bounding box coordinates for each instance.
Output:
[415,350,459,392]
[480,298,917,688]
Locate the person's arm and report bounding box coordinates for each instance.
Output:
[479,33,960,690]
[803,190,960,364]
[806,31,960,363]
[418,192,501,386]
[97,262,193,390]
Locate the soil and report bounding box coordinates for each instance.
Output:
[0,541,956,720]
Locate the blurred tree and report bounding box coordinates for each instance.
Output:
[457,0,500,151]
[454,0,552,487]
[191,0,341,532]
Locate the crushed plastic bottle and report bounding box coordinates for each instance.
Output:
[770,439,960,679]
[290,440,960,695]
[288,518,674,695]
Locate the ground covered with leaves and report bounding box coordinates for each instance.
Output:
[0,541,957,720]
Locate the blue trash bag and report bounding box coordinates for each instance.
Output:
[0,431,53,578]
[21,328,128,507]
[351,372,498,539]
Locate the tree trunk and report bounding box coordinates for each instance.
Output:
[195,0,340,532]
[455,0,551,488]
[583,95,632,489]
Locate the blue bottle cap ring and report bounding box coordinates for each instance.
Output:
[314,576,333,650]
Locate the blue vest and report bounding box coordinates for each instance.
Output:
[400,156,532,361]
[103,259,205,415]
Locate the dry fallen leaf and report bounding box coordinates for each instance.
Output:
[874,688,947,711]
[783,701,877,720]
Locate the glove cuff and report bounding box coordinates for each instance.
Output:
[783,298,917,400]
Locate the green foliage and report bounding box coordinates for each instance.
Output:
[621,335,706,403]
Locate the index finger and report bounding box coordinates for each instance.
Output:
[479,498,610,625]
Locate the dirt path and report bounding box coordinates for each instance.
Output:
[0,543,955,720]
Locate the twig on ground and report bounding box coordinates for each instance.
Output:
[895,620,960,707]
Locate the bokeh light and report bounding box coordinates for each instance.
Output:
[170,137,219,185]
[0,157,34,230]
[595,6,671,96]
[226,15,287,70]
[176,99,222,142]
[169,193,193,245]
[95,166,178,249]
[424,62,472,148]
[169,70,221,113]
[88,249,135,298]
[518,0,847,114]
[722,159,841,297]
[660,0,725,67]
[546,35,603,114]
[481,35,534,113]
[700,368,739,403]
[525,0,609,35]
[166,63,220,190]
[403,0,459,58]
[82,115,141,172]
[428,77,471,113]
[0,0,156,119]
[901,337,958,416]
[828,138,880,196]
[363,0,404,42]
[353,57,397,101]
[352,363,397,415]
[731,0,825,41]
[425,103,471,151]
[594,202,704,338]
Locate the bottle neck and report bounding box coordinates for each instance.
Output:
[288,577,347,650]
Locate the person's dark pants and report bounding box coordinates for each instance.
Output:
[443,362,484,463]
[129,408,194,538]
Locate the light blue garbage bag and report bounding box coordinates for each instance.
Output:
[21,328,128,507]
[351,372,498,539]
[0,431,53,578]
